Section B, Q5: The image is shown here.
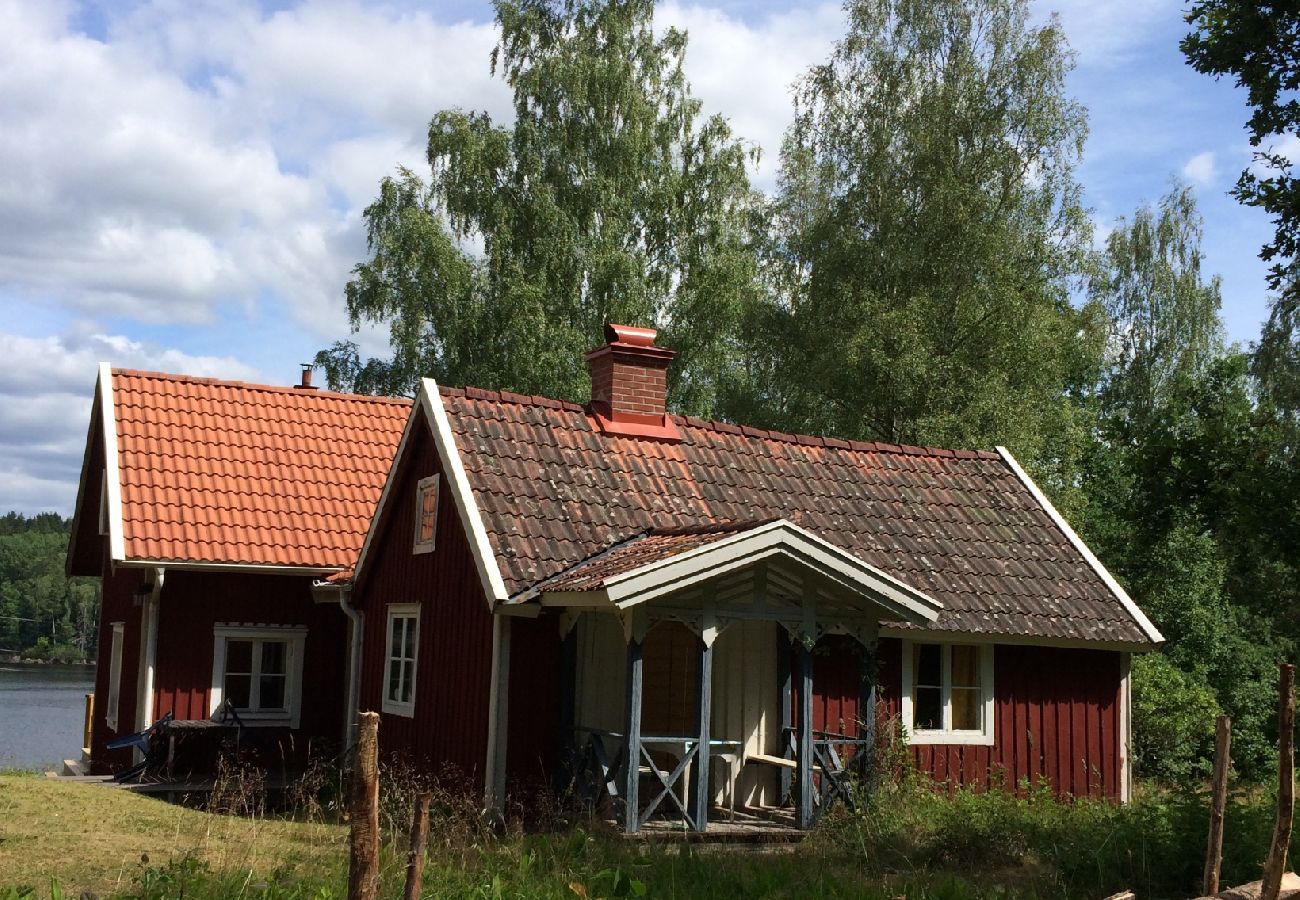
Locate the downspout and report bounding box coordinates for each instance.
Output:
[484,612,511,819]
[312,580,364,750]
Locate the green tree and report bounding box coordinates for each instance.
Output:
[749,0,1094,480]
[1087,183,1224,439]
[320,0,762,417]
[1183,1,1300,299]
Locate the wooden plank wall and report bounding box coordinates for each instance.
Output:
[354,407,495,791]
[88,561,146,772]
[148,570,347,765]
[873,638,1124,799]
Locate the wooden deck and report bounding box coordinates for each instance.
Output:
[619,806,804,846]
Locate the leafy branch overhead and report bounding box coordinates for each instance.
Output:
[318,0,761,418]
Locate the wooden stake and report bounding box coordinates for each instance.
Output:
[1262,664,1295,900]
[348,711,381,900]
[1204,714,1232,895]
[403,790,432,900]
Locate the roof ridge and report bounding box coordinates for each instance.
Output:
[113,369,413,406]
[439,381,999,459]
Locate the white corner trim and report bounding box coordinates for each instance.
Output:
[421,380,509,606]
[483,614,511,815]
[99,363,126,562]
[995,446,1164,645]
[352,401,422,586]
[1119,651,1132,803]
[603,519,942,624]
[899,639,996,747]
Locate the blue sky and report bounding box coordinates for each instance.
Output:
[0,0,1285,516]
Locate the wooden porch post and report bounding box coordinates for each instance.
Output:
[859,646,877,787]
[796,639,815,829]
[689,634,713,832]
[777,631,793,805]
[556,627,577,794]
[623,636,644,834]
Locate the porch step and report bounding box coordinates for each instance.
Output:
[60,758,90,777]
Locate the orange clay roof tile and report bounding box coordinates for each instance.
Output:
[110,369,409,569]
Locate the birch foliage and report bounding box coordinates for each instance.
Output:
[320,0,760,415]
[753,0,1094,472]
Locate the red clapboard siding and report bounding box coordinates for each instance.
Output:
[875,638,1123,800]
[89,563,147,772]
[505,615,561,791]
[148,570,347,765]
[355,405,495,791]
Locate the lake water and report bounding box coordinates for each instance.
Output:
[0,663,95,771]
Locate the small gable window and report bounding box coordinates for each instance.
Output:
[900,641,994,746]
[383,604,420,717]
[413,475,439,554]
[209,625,307,727]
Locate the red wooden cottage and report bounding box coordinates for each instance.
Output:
[69,325,1162,834]
[336,324,1162,833]
[67,365,409,772]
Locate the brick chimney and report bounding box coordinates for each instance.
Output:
[585,324,681,441]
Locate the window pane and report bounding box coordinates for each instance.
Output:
[261,641,287,676]
[419,484,437,542]
[402,660,416,703]
[225,673,251,709]
[390,619,405,661]
[914,686,942,730]
[259,674,286,710]
[387,660,402,702]
[226,640,253,675]
[403,617,417,660]
[951,645,980,688]
[914,643,941,687]
[952,687,981,730]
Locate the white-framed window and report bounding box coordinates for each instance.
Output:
[105,621,125,730]
[412,475,439,554]
[382,604,420,716]
[209,625,307,727]
[900,640,995,745]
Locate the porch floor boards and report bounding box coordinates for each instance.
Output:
[618,805,805,845]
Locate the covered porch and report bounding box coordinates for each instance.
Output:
[525,519,941,834]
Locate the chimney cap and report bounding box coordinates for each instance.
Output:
[294,363,318,391]
[604,323,658,347]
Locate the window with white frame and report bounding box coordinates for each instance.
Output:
[105,621,125,730]
[900,641,994,745]
[383,604,420,716]
[412,475,439,554]
[210,625,307,727]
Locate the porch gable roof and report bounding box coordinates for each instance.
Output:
[527,519,943,625]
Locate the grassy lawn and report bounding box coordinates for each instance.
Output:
[0,770,1290,899]
[0,774,345,896]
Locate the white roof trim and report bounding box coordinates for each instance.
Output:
[995,446,1164,645]
[99,363,126,563]
[599,519,941,624]
[351,397,422,586]
[422,380,509,606]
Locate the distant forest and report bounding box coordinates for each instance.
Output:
[0,512,98,662]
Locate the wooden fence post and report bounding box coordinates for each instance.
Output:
[1262,664,1295,900]
[403,790,432,900]
[1203,714,1232,895]
[348,711,381,900]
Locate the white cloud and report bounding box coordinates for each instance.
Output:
[1183,151,1217,187]
[656,2,843,189]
